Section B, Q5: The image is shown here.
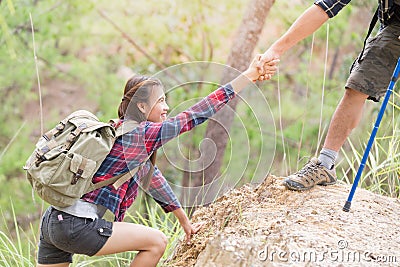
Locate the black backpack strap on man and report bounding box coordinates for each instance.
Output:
[353,1,399,70]
[357,8,379,65]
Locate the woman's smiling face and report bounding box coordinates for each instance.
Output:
[139,85,169,123]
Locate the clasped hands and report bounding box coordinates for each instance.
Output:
[246,51,280,82]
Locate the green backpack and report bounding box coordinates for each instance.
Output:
[23,110,146,207]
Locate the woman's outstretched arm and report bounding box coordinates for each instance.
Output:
[144,55,278,153]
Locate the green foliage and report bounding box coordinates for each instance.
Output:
[0,122,30,176]
[0,203,37,267]
[1,0,399,265]
[1,2,248,264]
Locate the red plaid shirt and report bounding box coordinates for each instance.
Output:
[82,84,236,221]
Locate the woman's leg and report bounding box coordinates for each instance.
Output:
[95,222,167,267]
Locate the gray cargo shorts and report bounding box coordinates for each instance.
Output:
[37,206,113,264]
[346,21,400,102]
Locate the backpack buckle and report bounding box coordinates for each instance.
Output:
[71,156,87,185]
[56,122,65,131]
[71,169,83,185]
[34,153,46,167]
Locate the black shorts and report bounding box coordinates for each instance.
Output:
[37,206,113,264]
[346,21,400,102]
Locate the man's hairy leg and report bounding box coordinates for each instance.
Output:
[323,88,368,152]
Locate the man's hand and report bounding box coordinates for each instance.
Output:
[256,49,280,81]
[244,53,279,81]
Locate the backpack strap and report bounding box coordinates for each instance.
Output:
[64,123,88,150]
[42,119,67,141]
[358,7,379,64]
[91,153,152,190]
[379,0,400,24]
[90,119,152,190]
[113,119,140,137]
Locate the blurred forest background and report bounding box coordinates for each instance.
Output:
[1,0,399,266]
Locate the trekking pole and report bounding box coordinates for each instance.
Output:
[343,57,400,212]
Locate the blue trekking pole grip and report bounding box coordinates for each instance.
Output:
[343,57,400,212]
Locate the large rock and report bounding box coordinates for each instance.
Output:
[167,175,400,267]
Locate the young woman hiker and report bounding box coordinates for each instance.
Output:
[36,55,278,267]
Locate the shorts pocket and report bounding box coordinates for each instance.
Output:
[67,218,113,256]
[69,217,93,242]
[363,35,382,58]
[48,211,75,247]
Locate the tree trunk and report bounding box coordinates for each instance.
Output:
[190,0,276,199]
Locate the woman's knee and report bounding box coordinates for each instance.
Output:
[150,230,167,256]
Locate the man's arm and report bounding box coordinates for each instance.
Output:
[267,5,329,57]
[258,3,337,74]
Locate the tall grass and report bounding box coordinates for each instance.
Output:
[0,204,36,267]
[340,91,400,198]
[0,198,183,266]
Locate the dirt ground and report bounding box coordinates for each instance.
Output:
[167,175,400,267]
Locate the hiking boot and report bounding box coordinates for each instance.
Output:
[283,157,337,191]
